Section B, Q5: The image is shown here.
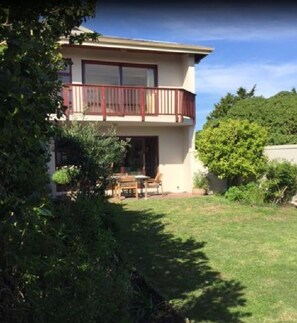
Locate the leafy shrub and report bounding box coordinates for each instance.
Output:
[55,121,129,197]
[52,165,80,185]
[193,171,209,190]
[225,160,297,206]
[225,182,265,205]
[196,119,268,186]
[261,160,297,204]
[0,197,131,322]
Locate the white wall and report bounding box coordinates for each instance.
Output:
[264,145,297,164]
[182,54,196,93]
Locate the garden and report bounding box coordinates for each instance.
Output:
[2,6,297,321]
[110,195,297,322]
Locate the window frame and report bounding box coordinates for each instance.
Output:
[82,60,158,87]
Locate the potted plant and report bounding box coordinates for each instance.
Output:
[52,165,80,192]
[192,171,209,195]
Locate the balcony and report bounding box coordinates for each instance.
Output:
[62,84,195,124]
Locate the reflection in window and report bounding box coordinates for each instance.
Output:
[83,62,156,87]
[84,64,119,85]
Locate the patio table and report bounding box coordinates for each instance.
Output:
[135,175,150,199]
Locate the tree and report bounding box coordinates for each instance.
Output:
[0,1,97,214]
[205,85,256,126]
[0,3,117,321]
[227,90,297,145]
[53,121,129,197]
[196,119,268,186]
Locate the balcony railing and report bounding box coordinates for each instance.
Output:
[62,84,195,122]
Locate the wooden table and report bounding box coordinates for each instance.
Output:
[135,175,150,199]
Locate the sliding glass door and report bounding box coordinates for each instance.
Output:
[115,136,158,178]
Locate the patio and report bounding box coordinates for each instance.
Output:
[107,172,164,200]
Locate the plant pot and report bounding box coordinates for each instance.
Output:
[192,188,207,195]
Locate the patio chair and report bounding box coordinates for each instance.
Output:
[116,175,139,199]
[147,172,163,196]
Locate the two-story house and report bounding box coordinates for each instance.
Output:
[49,26,213,195]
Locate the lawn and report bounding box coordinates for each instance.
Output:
[109,195,297,323]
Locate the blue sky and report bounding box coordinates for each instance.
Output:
[83,1,297,130]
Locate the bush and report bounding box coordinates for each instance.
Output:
[52,165,80,185]
[0,196,131,322]
[193,171,209,190]
[225,160,297,206]
[196,119,268,186]
[225,182,265,205]
[261,160,297,204]
[55,122,129,197]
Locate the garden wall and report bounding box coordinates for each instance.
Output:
[264,144,297,163]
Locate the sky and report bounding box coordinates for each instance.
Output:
[83,1,297,130]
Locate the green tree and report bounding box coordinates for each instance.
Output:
[53,121,129,197]
[196,119,268,186]
[205,85,256,126]
[0,1,97,215]
[227,90,297,145]
[0,2,122,321]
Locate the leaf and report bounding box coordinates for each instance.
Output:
[33,206,53,218]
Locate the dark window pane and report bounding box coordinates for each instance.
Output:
[84,64,119,85]
[122,67,154,86]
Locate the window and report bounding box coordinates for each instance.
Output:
[84,64,119,85]
[122,67,155,87]
[59,59,72,83]
[83,61,157,87]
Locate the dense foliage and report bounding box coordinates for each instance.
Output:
[53,121,129,197]
[0,2,97,214]
[227,90,297,145]
[1,196,131,322]
[225,160,297,205]
[0,2,134,321]
[262,160,297,204]
[203,87,297,145]
[196,119,268,186]
[205,85,256,126]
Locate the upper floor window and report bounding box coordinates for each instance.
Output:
[82,61,157,87]
[59,58,72,84]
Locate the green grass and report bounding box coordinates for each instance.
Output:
[109,195,297,323]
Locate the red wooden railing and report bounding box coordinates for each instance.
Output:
[62,84,195,122]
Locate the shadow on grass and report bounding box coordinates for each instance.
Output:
[109,202,251,322]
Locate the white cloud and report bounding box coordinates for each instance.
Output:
[195,62,297,98]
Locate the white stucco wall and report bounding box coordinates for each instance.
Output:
[182,54,196,93]
[264,145,297,164]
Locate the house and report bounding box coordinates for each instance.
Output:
[49,26,213,195]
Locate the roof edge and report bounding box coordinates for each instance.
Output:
[60,34,214,62]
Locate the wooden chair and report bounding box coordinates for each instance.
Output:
[147,173,163,196]
[116,175,139,199]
